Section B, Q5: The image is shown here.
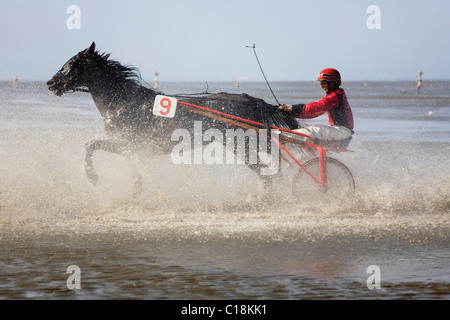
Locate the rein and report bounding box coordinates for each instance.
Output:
[73,87,90,93]
[177,100,314,142]
[69,84,307,139]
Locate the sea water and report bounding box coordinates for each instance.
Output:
[0,80,449,300]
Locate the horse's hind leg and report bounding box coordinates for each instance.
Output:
[129,154,143,199]
[246,163,274,200]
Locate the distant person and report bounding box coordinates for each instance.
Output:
[416,70,423,94]
[278,68,354,142]
[153,72,159,90]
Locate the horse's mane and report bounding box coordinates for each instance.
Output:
[92,49,297,130]
[95,51,144,88]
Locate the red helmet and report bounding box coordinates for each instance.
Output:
[317,68,341,85]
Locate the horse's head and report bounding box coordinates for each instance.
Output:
[47,42,97,96]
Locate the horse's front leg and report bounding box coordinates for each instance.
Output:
[85,139,102,186]
[84,139,131,186]
[84,139,143,198]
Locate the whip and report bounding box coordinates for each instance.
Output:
[246,43,281,106]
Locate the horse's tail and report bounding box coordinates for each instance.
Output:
[257,101,298,130]
[179,92,298,131]
[270,108,299,130]
[241,93,298,130]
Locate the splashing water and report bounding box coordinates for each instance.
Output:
[0,81,448,299]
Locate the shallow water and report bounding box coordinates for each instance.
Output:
[0,81,449,300]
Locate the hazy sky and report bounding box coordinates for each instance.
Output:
[0,0,448,82]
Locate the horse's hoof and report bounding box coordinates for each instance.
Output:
[85,165,98,186]
[87,174,98,186]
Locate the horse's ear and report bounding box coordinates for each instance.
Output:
[78,42,96,58]
[89,42,96,54]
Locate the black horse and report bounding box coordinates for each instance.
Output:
[47,42,298,197]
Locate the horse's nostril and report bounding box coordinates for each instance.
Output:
[47,80,54,86]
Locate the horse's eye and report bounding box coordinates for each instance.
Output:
[61,63,72,76]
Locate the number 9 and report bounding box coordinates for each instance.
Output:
[159,98,171,115]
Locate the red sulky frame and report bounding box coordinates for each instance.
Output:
[177,100,341,191]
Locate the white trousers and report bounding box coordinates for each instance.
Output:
[286,121,353,142]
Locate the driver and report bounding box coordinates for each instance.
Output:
[279,68,354,142]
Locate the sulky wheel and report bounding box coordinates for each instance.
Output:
[292,157,355,201]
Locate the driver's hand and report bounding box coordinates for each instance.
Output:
[278,104,292,112]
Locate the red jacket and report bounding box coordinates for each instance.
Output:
[295,88,354,130]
